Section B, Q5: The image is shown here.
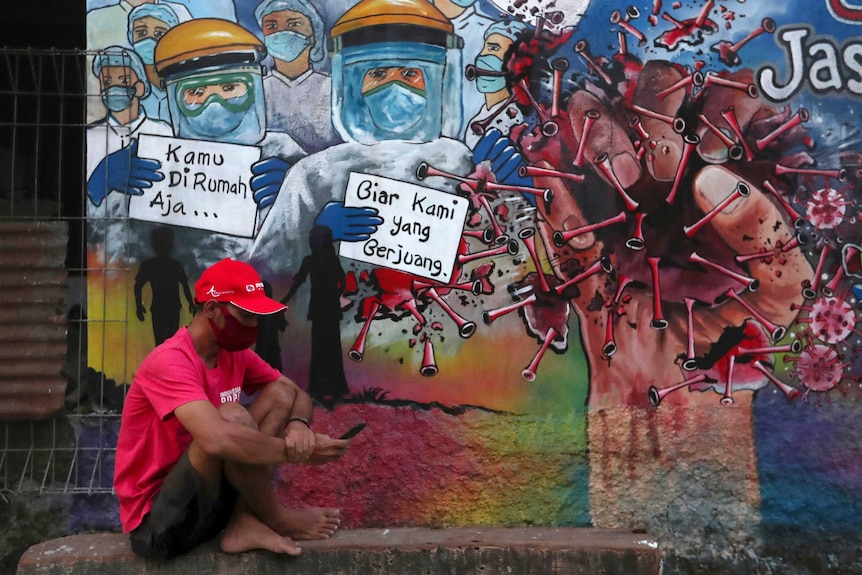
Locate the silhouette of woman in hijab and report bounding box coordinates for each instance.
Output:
[283,225,349,405]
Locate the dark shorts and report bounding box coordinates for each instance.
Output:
[129,453,238,560]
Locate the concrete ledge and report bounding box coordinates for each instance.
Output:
[17,528,662,575]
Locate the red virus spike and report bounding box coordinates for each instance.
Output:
[751,360,801,401]
[349,300,381,362]
[690,251,759,291]
[648,256,668,330]
[519,228,551,293]
[423,287,476,338]
[756,108,809,151]
[553,211,627,247]
[482,293,537,325]
[522,326,558,382]
[683,181,750,238]
[554,256,614,295]
[648,373,711,406]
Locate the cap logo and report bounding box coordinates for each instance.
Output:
[206,285,234,298]
[246,282,264,292]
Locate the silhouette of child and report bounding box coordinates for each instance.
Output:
[134,226,194,345]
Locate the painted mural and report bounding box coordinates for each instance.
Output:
[86,0,862,567]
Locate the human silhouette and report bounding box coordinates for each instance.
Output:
[255,280,288,370]
[283,225,349,405]
[134,226,194,346]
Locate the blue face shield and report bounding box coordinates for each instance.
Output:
[101,85,136,112]
[474,54,506,93]
[133,38,157,65]
[364,82,426,134]
[264,30,311,63]
[332,42,457,144]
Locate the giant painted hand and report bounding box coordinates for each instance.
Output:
[515,61,814,409]
[86,139,163,207]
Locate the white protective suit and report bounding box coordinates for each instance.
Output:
[249,137,473,275]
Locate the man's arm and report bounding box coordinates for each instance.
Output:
[174,399,300,465]
[276,374,313,421]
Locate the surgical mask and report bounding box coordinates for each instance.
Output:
[101,85,136,112]
[364,83,426,135]
[133,38,157,65]
[448,0,477,6]
[474,54,506,93]
[265,30,311,63]
[181,98,248,138]
[209,304,258,351]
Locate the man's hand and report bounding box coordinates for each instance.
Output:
[284,420,315,463]
[305,433,350,465]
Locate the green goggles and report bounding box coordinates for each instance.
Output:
[174,72,256,117]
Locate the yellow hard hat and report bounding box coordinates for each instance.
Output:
[331,0,453,41]
[154,18,266,79]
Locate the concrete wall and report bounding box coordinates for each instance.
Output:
[65,0,862,572]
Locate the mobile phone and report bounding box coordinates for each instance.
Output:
[339,422,367,439]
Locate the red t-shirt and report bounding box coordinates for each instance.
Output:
[114,327,281,533]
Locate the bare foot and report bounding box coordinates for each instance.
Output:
[277,507,341,540]
[220,511,302,556]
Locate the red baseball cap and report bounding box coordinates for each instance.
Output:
[194,258,286,315]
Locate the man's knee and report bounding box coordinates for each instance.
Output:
[255,380,295,412]
[217,402,257,429]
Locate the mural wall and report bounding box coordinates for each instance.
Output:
[86,0,862,570]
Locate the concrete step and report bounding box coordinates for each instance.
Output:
[17,527,661,575]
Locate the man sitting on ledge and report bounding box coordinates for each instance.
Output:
[114,258,350,559]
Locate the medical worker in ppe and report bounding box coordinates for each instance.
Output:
[250,0,475,273]
[86,47,171,210]
[432,0,498,135]
[153,18,306,218]
[89,19,307,267]
[464,20,529,148]
[86,47,172,264]
[127,3,187,122]
[86,0,193,124]
[256,0,341,153]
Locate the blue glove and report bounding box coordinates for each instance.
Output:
[471,127,536,205]
[86,139,163,207]
[314,202,383,242]
[251,156,291,208]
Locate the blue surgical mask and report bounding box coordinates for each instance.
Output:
[364,82,426,135]
[474,54,506,93]
[133,38,157,65]
[101,85,136,112]
[178,97,247,138]
[449,0,477,6]
[265,30,311,64]
[174,97,265,144]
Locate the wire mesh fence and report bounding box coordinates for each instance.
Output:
[0,47,124,495]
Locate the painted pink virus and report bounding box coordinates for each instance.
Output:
[788,343,848,399]
[807,296,857,344]
[805,187,849,230]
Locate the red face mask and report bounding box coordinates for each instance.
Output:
[209,303,258,351]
